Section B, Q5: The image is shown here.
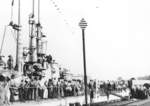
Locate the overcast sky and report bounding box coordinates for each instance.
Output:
[0,0,150,80]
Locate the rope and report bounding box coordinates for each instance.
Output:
[0,26,7,55]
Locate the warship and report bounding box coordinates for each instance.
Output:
[0,0,150,106]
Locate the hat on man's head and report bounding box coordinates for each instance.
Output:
[8,55,12,58]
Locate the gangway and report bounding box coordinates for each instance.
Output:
[109,91,129,100]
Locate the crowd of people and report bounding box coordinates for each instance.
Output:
[130,85,148,99]
[0,72,131,105]
[9,76,85,102]
[128,79,150,99]
[1,71,150,105]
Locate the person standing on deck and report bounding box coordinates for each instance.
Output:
[7,55,14,70]
[89,80,94,104]
[105,81,111,101]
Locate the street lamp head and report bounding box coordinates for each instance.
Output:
[79,18,88,30]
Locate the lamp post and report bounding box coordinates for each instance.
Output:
[79,18,88,105]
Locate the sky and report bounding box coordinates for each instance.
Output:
[0,0,150,80]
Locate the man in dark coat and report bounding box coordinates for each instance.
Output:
[7,55,13,70]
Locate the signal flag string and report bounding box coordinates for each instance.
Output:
[49,0,75,35]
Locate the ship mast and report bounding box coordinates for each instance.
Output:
[28,0,46,63]
[29,0,36,63]
[15,0,21,71]
[36,0,42,59]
